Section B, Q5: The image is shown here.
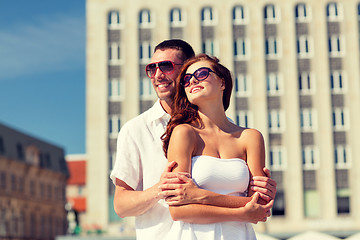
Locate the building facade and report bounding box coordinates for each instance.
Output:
[86,0,360,237]
[0,122,69,240]
[65,154,87,234]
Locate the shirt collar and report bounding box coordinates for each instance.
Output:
[149,100,170,122]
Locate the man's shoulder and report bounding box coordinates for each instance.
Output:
[122,102,161,129]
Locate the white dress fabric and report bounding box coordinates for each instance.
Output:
[165,155,257,240]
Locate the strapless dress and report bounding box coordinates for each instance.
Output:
[165,155,256,240]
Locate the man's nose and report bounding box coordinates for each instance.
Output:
[154,67,165,79]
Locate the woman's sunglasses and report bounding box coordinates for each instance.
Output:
[145,61,182,78]
[180,67,215,87]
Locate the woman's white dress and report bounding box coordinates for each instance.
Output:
[165,155,257,240]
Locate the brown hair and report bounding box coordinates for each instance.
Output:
[162,54,233,157]
[154,39,195,62]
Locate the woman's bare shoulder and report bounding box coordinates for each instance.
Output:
[240,128,265,146]
[242,128,263,138]
[172,123,197,138]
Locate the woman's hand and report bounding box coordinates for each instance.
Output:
[241,192,273,224]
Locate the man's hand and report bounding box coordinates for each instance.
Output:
[250,168,277,203]
[157,161,190,200]
[242,192,273,224]
[158,173,204,205]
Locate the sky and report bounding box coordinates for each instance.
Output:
[0,1,86,155]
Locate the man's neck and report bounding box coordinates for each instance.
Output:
[159,99,172,114]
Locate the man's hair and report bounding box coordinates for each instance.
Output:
[154,39,195,62]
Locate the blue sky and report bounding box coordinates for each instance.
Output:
[0,1,86,155]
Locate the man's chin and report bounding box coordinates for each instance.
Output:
[157,92,175,102]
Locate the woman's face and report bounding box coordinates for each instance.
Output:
[183,60,224,106]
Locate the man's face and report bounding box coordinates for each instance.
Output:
[148,49,183,103]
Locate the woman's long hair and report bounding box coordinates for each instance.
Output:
[161,54,233,157]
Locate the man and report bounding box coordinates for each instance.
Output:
[110,39,276,239]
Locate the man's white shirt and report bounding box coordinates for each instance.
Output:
[110,100,172,240]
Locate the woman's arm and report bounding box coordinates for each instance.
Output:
[166,125,271,223]
[243,129,267,205]
[159,168,276,207]
[169,193,272,224]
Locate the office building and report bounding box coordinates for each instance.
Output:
[86,0,360,237]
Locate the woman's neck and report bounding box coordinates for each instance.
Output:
[197,101,232,132]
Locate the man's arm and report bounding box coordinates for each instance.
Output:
[113,161,181,218]
[114,179,159,218]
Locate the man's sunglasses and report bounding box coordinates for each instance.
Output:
[145,61,182,78]
[180,67,215,87]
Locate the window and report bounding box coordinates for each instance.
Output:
[47,184,52,199]
[109,151,116,172]
[139,41,152,62]
[299,72,315,95]
[108,43,122,63]
[235,74,251,96]
[108,79,124,100]
[202,39,218,56]
[234,38,250,59]
[78,186,84,195]
[170,8,185,26]
[16,143,24,160]
[139,9,152,27]
[268,110,285,133]
[108,11,122,28]
[264,4,280,23]
[330,71,346,93]
[265,37,281,59]
[300,108,317,132]
[140,77,156,100]
[302,146,319,169]
[332,108,348,130]
[109,115,122,138]
[272,191,285,216]
[0,172,6,189]
[295,3,311,22]
[327,2,343,21]
[44,153,51,168]
[236,111,252,128]
[337,191,350,214]
[0,136,4,154]
[11,174,16,191]
[269,146,286,170]
[297,35,313,58]
[0,208,6,236]
[304,190,320,217]
[334,145,350,169]
[266,73,283,95]
[18,176,24,192]
[233,5,248,24]
[328,35,345,57]
[30,180,35,195]
[201,7,215,25]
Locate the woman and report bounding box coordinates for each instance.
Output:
[161,54,273,239]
